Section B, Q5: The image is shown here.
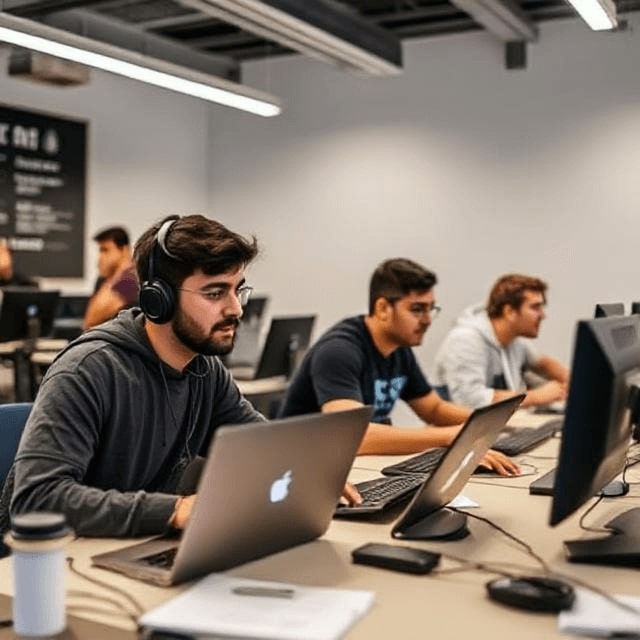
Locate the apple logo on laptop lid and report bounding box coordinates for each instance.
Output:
[270,470,293,503]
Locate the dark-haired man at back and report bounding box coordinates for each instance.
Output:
[83,226,139,329]
[279,258,520,475]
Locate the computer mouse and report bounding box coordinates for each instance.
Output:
[486,576,575,612]
[474,464,496,474]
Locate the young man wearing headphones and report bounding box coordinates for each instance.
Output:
[6,215,265,538]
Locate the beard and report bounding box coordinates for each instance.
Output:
[172,307,240,356]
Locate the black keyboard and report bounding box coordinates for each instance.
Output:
[140,547,178,569]
[380,418,563,479]
[491,418,563,456]
[335,475,425,516]
[381,447,447,477]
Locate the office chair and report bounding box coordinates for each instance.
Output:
[0,402,32,487]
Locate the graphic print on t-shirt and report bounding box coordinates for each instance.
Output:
[373,376,407,422]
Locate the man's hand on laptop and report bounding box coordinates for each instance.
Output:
[169,494,197,529]
[477,450,521,476]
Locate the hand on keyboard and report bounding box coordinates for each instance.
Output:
[478,450,521,476]
[340,482,363,506]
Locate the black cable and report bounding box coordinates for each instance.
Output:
[577,456,634,535]
[450,507,550,573]
[448,507,640,616]
[66,603,138,625]
[577,495,613,534]
[67,589,139,624]
[66,557,144,616]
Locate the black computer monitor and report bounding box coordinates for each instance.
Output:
[55,294,90,319]
[254,315,315,379]
[0,288,61,342]
[240,296,268,328]
[52,294,90,340]
[631,302,640,316]
[549,315,640,566]
[221,296,269,368]
[594,302,625,318]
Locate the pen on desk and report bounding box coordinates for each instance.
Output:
[232,585,295,599]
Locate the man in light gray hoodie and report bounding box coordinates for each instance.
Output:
[434,274,568,410]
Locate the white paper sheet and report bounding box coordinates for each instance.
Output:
[139,574,375,640]
[558,588,640,637]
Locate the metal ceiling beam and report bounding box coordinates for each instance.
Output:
[450,0,539,42]
[176,0,403,76]
[36,8,240,80]
[2,0,109,17]
[137,12,207,32]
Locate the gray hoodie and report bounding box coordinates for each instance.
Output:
[433,304,539,409]
[10,308,264,537]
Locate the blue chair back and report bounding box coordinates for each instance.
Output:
[0,403,32,487]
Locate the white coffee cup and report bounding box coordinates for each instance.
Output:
[4,512,74,637]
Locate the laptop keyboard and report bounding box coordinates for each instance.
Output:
[381,418,563,478]
[354,474,426,507]
[140,547,178,569]
[491,418,563,456]
[381,447,447,477]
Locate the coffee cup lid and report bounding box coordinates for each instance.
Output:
[11,512,73,540]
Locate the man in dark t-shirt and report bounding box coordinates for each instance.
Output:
[280,258,520,475]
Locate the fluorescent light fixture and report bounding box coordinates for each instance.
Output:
[0,12,281,117]
[565,0,618,30]
[178,0,402,77]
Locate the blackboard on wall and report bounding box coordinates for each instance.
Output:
[0,104,87,278]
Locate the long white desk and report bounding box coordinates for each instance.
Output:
[2,411,640,639]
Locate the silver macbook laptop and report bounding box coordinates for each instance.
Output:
[391,394,525,541]
[91,407,372,586]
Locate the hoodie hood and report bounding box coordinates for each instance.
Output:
[451,304,500,350]
[54,307,176,373]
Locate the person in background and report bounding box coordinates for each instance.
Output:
[433,273,569,410]
[279,258,520,476]
[0,238,37,287]
[83,226,138,329]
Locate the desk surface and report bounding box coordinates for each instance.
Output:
[1,411,640,639]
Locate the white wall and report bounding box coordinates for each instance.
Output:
[2,14,640,422]
[0,49,213,291]
[206,15,640,386]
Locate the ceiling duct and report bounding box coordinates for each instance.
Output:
[177,0,403,76]
[9,48,89,85]
[450,0,538,41]
[0,11,281,116]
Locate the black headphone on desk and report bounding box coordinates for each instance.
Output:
[139,215,180,324]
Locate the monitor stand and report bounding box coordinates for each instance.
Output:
[564,507,640,567]
[530,468,628,497]
[392,508,469,541]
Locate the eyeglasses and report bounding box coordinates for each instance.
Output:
[387,297,442,319]
[177,285,253,306]
[407,303,442,319]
